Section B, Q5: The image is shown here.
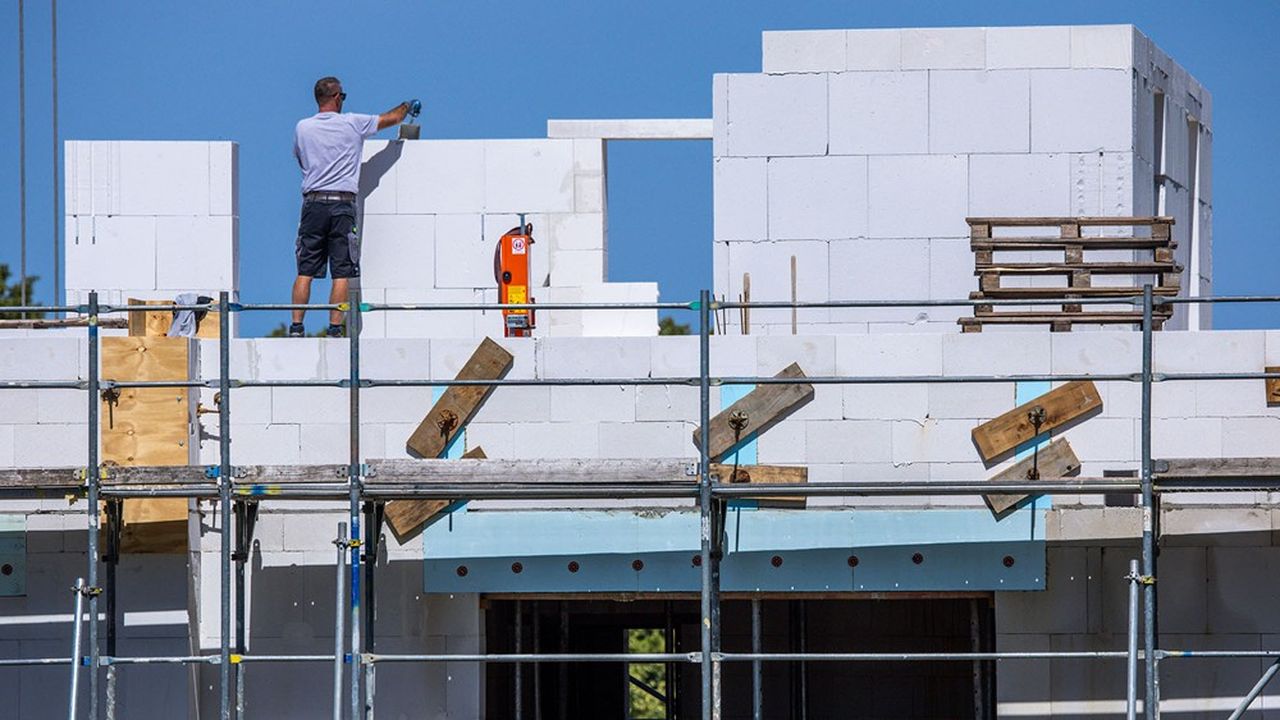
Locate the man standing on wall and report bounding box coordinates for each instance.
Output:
[289,76,419,337]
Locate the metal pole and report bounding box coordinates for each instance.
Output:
[218,291,233,720]
[333,522,347,720]
[235,502,247,718]
[51,0,60,309]
[87,291,101,719]
[1126,559,1139,720]
[105,665,116,720]
[364,662,376,720]
[515,599,523,720]
[1140,284,1157,720]
[347,289,362,719]
[68,578,85,720]
[533,601,542,720]
[751,598,762,720]
[697,289,713,720]
[1227,658,1280,720]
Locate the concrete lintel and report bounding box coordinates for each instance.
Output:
[546,118,712,140]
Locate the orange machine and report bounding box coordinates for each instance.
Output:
[494,220,535,337]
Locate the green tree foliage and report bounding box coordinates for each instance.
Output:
[658,316,691,336]
[627,628,668,718]
[0,263,45,319]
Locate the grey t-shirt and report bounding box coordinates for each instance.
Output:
[293,112,380,194]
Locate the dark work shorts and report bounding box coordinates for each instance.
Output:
[295,199,360,279]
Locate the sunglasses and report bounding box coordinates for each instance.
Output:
[336,92,347,101]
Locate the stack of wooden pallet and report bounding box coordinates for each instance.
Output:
[959,216,1179,332]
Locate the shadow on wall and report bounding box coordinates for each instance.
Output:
[357,141,403,221]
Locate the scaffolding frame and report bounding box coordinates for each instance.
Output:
[2,287,1280,720]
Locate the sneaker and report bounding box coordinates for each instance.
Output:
[326,324,345,338]
[287,323,306,338]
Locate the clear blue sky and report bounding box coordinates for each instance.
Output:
[2,1,1278,335]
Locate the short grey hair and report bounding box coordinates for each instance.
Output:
[314,76,342,103]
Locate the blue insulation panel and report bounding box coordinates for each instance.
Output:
[431,386,464,459]
[423,507,1046,593]
[0,515,26,596]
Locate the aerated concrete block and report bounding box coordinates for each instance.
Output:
[969,154,1070,217]
[65,216,157,291]
[712,75,728,157]
[0,426,14,466]
[890,418,980,463]
[576,283,658,337]
[0,389,39,424]
[116,141,212,216]
[928,382,1015,421]
[1151,417,1223,459]
[155,216,237,292]
[396,141,485,214]
[997,547,1088,633]
[271,386,349,425]
[598,421,691,459]
[929,70,1030,153]
[1194,380,1274,418]
[471,386,552,424]
[636,385,701,422]
[845,28,902,71]
[12,424,89,467]
[461,423,514,458]
[430,213,496,289]
[360,339,432,379]
[214,424,300,465]
[1070,25,1135,69]
[360,387,435,424]
[985,26,1071,69]
[805,420,892,463]
[1061,417,1136,462]
[545,213,604,251]
[755,418,806,464]
[756,335,836,377]
[550,250,605,286]
[510,422,600,459]
[828,71,928,155]
[868,155,968,238]
[298,423,386,465]
[727,240,830,328]
[1222,417,1280,457]
[767,156,868,240]
[713,158,767,241]
[927,237,974,303]
[354,213,436,290]
[829,239,929,310]
[484,139,575,214]
[357,140,398,215]
[573,138,605,176]
[1154,331,1262,374]
[762,29,846,74]
[722,74,828,157]
[1050,332,1139,375]
[0,338,84,381]
[384,288,480,339]
[901,27,985,70]
[836,333,943,377]
[539,337,650,379]
[842,384,928,421]
[574,176,604,214]
[1031,69,1133,152]
[209,142,238,217]
[942,332,1050,376]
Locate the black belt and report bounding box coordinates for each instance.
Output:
[303,191,356,202]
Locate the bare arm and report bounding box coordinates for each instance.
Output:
[377,102,410,130]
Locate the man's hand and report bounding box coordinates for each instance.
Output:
[407,99,422,118]
[377,99,418,131]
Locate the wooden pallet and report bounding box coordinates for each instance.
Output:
[960,216,1179,332]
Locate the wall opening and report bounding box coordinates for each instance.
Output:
[604,140,712,334]
[484,596,993,719]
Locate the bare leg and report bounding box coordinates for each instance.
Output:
[291,276,313,324]
[329,278,349,327]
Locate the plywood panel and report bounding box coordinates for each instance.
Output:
[102,336,194,552]
[127,298,220,339]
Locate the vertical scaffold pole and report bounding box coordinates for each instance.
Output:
[218,292,233,720]
[697,290,714,720]
[333,522,347,720]
[1140,284,1157,719]
[87,290,101,719]
[68,577,85,720]
[347,290,362,719]
[1126,559,1140,720]
[751,598,762,720]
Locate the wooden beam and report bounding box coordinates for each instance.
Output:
[983,438,1080,517]
[692,362,815,462]
[1154,457,1280,480]
[1267,367,1280,407]
[971,381,1102,463]
[405,338,513,458]
[711,463,806,507]
[384,447,486,544]
[127,298,220,339]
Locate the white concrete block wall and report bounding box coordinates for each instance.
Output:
[719,24,1210,333]
[355,137,657,338]
[64,141,239,308]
